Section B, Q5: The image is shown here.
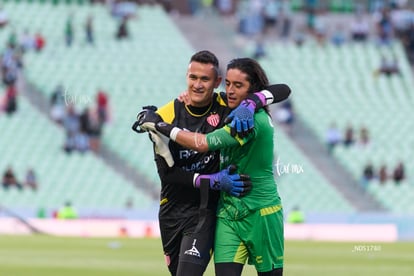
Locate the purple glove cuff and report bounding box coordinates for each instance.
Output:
[253,92,266,107]
[194,173,202,188]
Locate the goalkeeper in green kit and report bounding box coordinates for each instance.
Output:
[138,57,286,276]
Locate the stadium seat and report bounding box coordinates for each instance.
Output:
[260,39,414,213]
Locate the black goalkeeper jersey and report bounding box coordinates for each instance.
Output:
[156,93,229,219]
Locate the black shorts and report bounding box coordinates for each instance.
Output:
[159,209,216,275]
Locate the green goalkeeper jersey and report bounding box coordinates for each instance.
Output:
[206,109,282,220]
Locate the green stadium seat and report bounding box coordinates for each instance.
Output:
[261,39,414,213]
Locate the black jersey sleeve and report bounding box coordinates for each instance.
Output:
[248,83,291,110]
[154,154,195,189]
[263,83,291,104]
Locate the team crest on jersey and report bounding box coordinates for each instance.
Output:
[206,113,220,127]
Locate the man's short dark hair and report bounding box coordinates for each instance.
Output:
[190,50,220,77]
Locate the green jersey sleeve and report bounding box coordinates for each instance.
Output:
[206,125,250,151]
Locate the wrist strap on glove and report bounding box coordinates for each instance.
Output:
[250,89,274,111]
[155,122,181,141]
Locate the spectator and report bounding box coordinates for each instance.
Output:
[19,29,35,52]
[159,0,173,13]
[57,201,78,219]
[403,21,414,64]
[96,88,109,123]
[2,166,22,190]
[350,13,370,42]
[34,32,46,52]
[64,132,89,154]
[313,10,328,45]
[2,54,18,86]
[199,0,214,18]
[389,2,411,39]
[50,84,66,124]
[375,54,401,77]
[80,106,102,153]
[76,131,90,153]
[110,0,137,19]
[325,122,342,153]
[378,164,388,184]
[217,0,232,16]
[331,24,347,47]
[37,207,46,218]
[392,161,405,183]
[253,38,266,59]
[24,168,38,191]
[7,30,17,49]
[287,205,305,224]
[375,7,394,46]
[116,16,129,40]
[79,106,90,134]
[63,104,80,135]
[262,0,279,35]
[65,106,89,154]
[4,84,18,115]
[361,162,375,188]
[65,14,74,47]
[88,107,103,152]
[305,5,317,34]
[63,104,81,154]
[238,0,265,37]
[279,0,293,39]
[359,126,370,146]
[85,15,94,45]
[0,6,8,28]
[343,124,355,147]
[293,25,307,47]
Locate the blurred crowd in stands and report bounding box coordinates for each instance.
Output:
[0,5,47,116]
[162,0,414,68]
[0,1,122,155]
[49,84,110,154]
[2,166,38,191]
[374,52,402,76]
[0,33,23,116]
[325,123,370,153]
[362,160,405,187]
[65,1,135,47]
[324,121,407,187]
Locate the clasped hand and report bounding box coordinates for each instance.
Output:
[224,99,256,138]
[212,165,252,197]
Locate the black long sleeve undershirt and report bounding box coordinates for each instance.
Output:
[154,154,195,189]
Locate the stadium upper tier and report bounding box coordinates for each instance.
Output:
[1,2,361,215]
[16,2,194,185]
[257,41,414,214]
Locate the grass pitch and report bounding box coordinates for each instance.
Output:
[0,235,413,276]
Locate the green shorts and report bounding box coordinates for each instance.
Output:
[214,205,284,272]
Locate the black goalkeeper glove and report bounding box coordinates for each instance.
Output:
[132,107,182,141]
[131,106,175,167]
[132,105,163,133]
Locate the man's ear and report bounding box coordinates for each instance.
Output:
[214,76,223,88]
